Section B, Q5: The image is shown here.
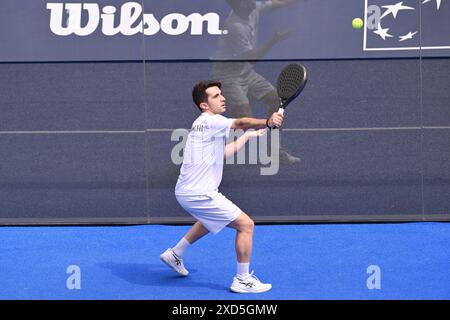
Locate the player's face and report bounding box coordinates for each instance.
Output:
[204,86,226,114]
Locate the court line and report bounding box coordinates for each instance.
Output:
[0,126,449,134]
[282,126,450,132]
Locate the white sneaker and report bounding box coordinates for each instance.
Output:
[160,248,189,276]
[230,271,272,293]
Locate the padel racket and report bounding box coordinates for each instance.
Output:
[276,63,308,116]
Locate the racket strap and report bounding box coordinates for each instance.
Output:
[265,118,272,130]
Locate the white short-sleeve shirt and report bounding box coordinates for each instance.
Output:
[175,113,234,196]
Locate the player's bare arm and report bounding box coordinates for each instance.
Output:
[224,129,267,159]
[230,112,284,130]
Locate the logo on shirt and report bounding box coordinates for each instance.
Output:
[191,124,205,133]
[47,2,225,36]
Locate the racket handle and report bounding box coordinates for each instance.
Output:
[270,107,285,129]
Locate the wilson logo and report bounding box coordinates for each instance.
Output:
[47,2,224,36]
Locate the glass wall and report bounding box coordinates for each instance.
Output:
[0,0,449,224]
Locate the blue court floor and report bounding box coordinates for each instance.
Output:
[0,222,449,300]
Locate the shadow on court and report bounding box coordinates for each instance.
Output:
[97,262,226,292]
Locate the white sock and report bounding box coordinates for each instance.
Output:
[237,262,250,278]
[172,237,191,257]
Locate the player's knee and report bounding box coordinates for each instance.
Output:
[231,212,254,233]
[243,216,254,234]
[249,219,255,233]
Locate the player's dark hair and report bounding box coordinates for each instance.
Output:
[192,80,222,112]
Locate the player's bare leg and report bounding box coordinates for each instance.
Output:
[160,222,208,276]
[227,212,254,263]
[227,212,272,293]
[184,221,209,244]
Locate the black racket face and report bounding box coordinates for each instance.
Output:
[276,63,307,105]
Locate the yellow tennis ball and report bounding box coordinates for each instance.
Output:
[352,18,364,30]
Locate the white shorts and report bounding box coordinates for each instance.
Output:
[175,192,242,234]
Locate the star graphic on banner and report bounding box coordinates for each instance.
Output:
[373,23,394,40]
[380,1,415,19]
[399,31,418,41]
[422,0,442,10]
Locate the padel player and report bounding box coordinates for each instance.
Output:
[160,80,283,293]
